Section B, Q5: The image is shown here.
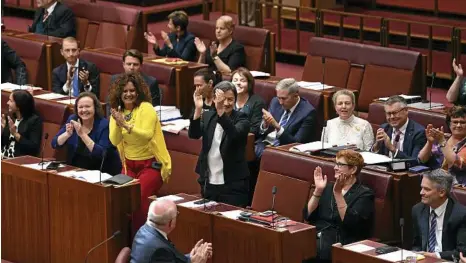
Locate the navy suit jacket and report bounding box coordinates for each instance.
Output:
[412,198,466,260]
[51,115,121,175]
[52,59,100,98]
[29,1,76,38]
[153,32,197,62]
[376,119,426,164]
[130,224,189,263]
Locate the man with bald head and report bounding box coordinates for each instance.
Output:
[131,199,212,263]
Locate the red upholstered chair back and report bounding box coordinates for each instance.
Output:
[115,247,131,263]
[2,36,48,89]
[252,171,311,222]
[452,187,466,206]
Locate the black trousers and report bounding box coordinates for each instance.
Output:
[202,178,249,208]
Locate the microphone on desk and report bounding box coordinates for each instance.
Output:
[321,57,326,92]
[429,72,436,110]
[39,133,49,170]
[84,230,121,263]
[270,186,277,229]
[399,218,405,262]
[98,150,107,184]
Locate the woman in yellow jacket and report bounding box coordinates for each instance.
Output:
[109,73,171,234]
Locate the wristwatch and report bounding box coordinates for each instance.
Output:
[213,56,219,61]
[438,141,446,148]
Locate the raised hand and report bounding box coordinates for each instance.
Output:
[144,32,157,45]
[65,122,74,136]
[333,172,348,193]
[313,166,327,193]
[70,119,84,136]
[1,114,6,130]
[78,70,89,85]
[7,116,16,135]
[160,30,171,45]
[431,126,445,144]
[193,87,204,110]
[110,108,125,127]
[194,37,206,54]
[210,42,218,57]
[425,124,435,143]
[453,58,464,77]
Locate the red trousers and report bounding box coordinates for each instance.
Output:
[124,158,163,237]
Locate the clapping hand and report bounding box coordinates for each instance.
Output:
[190,239,212,263]
[313,166,327,194]
[65,122,74,136]
[111,108,126,127]
[262,109,279,129]
[193,87,204,110]
[333,172,349,194]
[430,126,445,144]
[70,119,84,136]
[160,30,172,47]
[453,58,463,77]
[1,114,6,130]
[7,116,16,135]
[210,42,218,58]
[214,89,225,115]
[194,37,206,54]
[425,124,435,143]
[78,70,89,85]
[144,32,158,46]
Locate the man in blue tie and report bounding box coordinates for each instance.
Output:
[52,37,100,99]
[412,169,466,260]
[255,78,316,158]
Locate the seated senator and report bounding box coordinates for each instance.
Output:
[232,67,266,138]
[144,10,197,62]
[29,0,76,38]
[52,92,121,175]
[189,81,250,207]
[194,15,246,74]
[304,150,375,262]
[255,78,316,158]
[323,89,374,151]
[418,106,466,184]
[2,40,28,85]
[371,95,426,165]
[52,37,100,98]
[412,169,466,260]
[1,90,43,159]
[131,199,212,263]
[446,59,466,105]
[193,68,221,113]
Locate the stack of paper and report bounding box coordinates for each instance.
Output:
[34,93,68,100]
[297,81,334,90]
[220,210,243,220]
[56,98,76,105]
[408,102,444,110]
[379,94,421,101]
[161,119,190,134]
[156,195,184,202]
[359,151,394,164]
[250,71,270,78]
[1,83,43,92]
[179,200,218,208]
[155,106,182,122]
[58,170,112,183]
[290,141,333,153]
[22,162,64,170]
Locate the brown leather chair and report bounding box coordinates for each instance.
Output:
[2,35,48,89]
[251,171,311,222]
[303,37,424,113]
[63,0,145,51]
[115,247,131,263]
[79,50,176,104]
[187,19,275,74]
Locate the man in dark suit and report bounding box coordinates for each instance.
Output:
[189,81,251,207]
[52,37,100,98]
[108,49,161,115]
[372,95,426,165]
[412,169,466,260]
[131,199,212,263]
[255,78,316,158]
[1,40,28,85]
[29,0,76,38]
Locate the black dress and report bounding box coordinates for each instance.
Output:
[205,39,246,72]
[303,181,375,261]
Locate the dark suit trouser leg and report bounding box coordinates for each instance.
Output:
[205,178,249,208]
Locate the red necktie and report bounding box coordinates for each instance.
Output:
[43,10,49,22]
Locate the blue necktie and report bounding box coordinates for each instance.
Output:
[272,110,290,146]
[72,69,79,97]
[428,210,437,252]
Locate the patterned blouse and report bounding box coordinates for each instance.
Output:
[323,115,374,151]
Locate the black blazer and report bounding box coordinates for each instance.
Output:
[153,32,197,62]
[29,2,76,38]
[412,198,466,260]
[1,40,28,85]
[376,119,426,165]
[1,114,43,157]
[189,110,250,184]
[304,182,375,260]
[52,59,100,99]
[237,94,266,138]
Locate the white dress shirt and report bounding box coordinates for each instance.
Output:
[323,115,374,151]
[46,1,58,16]
[390,118,409,158]
[207,123,225,185]
[430,198,448,258]
[62,59,93,94]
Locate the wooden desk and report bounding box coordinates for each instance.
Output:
[89,47,207,118]
[1,156,140,263]
[332,240,444,263]
[152,193,316,263]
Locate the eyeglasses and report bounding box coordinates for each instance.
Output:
[385,107,407,117]
[335,162,351,168]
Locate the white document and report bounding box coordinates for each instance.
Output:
[359,151,394,164]
[58,170,112,183]
[376,250,424,262]
[22,162,65,170]
[250,71,270,78]
[178,200,217,208]
[161,119,190,134]
[345,243,374,253]
[379,94,421,101]
[290,141,333,153]
[408,102,444,110]
[297,81,322,87]
[1,83,43,91]
[34,93,68,100]
[304,84,334,90]
[56,98,76,105]
[220,210,243,220]
[156,195,184,202]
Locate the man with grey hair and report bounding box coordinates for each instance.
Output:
[372,95,426,164]
[130,199,212,263]
[255,78,316,158]
[412,169,466,260]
